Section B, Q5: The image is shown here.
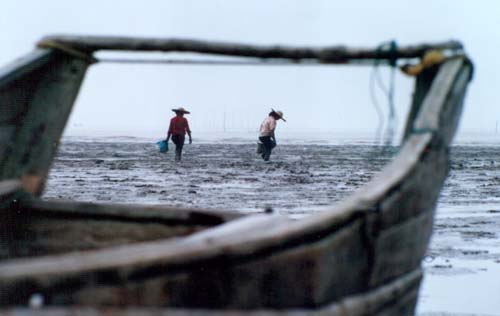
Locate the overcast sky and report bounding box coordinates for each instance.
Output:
[1,1,499,139]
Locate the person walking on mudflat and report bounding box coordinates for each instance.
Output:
[258,109,285,161]
[166,107,192,162]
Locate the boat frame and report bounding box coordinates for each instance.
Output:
[0,36,473,315]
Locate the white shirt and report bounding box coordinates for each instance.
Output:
[259,116,277,137]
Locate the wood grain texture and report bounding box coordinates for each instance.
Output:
[0,49,91,196]
[1,198,244,259]
[369,211,434,287]
[0,180,21,198]
[402,65,439,141]
[18,198,244,223]
[39,35,463,63]
[0,269,421,315]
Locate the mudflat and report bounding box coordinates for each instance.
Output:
[43,139,500,315]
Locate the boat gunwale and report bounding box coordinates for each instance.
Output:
[0,49,53,87]
[37,35,464,64]
[11,198,244,225]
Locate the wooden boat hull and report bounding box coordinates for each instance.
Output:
[0,38,473,315]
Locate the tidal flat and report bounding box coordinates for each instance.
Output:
[43,138,500,315]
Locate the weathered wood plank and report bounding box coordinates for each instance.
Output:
[413,58,466,139]
[368,211,434,287]
[434,61,472,144]
[0,180,21,198]
[373,287,419,316]
[39,36,463,63]
[0,49,90,196]
[154,219,368,308]
[377,142,448,228]
[0,214,363,307]
[0,217,209,260]
[0,269,421,315]
[0,50,53,87]
[1,197,245,259]
[0,215,290,299]
[402,65,439,141]
[0,212,404,308]
[0,126,16,160]
[17,198,244,223]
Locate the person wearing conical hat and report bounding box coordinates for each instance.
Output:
[258,109,285,161]
[166,107,192,162]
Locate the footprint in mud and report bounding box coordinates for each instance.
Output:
[425,264,476,276]
[134,184,154,188]
[460,231,497,239]
[110,162,133,170]
[461,250,489,256]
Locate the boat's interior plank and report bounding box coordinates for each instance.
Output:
[17,198,244,223]
[328,269,421,316]
[368,211,433,288]
[371,287,419,316]
[413,58,463,130]
[378,142,448,228]
[0,126,16,160]
[435,62,472,145]
[402,65,439,141]
[0,215,287,280]
[0,83,34,125]
[0,214,364,307]
[156,219,369,308]
[0,180,21,198]
[413,58,469,136]
[0,216,206,260]
[0,269,421,315]
[0,50,53,87]
[0,198,246,259]
[0,217,368,308]
[0,50,90,196]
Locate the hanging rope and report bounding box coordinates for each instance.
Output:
[369,40,398,147]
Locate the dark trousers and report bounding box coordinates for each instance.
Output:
[171,134,185,161]
[259,136,276,161]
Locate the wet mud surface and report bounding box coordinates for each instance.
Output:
[44,141,393,215]
[44,141,500,315]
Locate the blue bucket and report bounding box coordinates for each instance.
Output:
[156,140,168,153]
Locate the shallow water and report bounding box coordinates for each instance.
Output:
[43,140,500,315]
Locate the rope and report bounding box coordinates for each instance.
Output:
[369,40,398,147]
[369,67,385,142]
[386,41,398,146]
[37,40,98,64]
